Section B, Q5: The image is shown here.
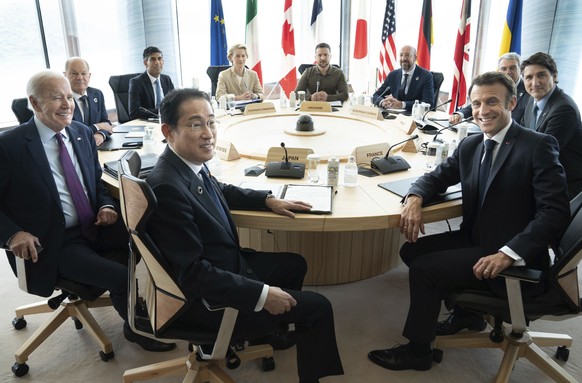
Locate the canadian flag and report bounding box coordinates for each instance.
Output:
[279,0,297,96]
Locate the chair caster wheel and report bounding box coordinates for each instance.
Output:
[225,348,241,370]
[12,362,29,377]
[489,329,504,343]
[74,319,83,330]
[261,356,275,371]
[100,350,115,362]
[12,317,27,330]
[556,346,570,361]
[188,343,194,352]
[432,348,443,363]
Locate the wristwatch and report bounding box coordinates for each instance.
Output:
[265,193,275,207]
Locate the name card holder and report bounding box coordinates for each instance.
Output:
[352,143,388,166]
[243,102,276,115]
[394,114,417,135]
[214,139,240,161]
[351,105,383,120]
[402,135,422,153]
[266,147,314,165]
[299,101,332,112]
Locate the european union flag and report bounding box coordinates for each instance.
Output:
[499,0,522,55]
[210,0,228,65]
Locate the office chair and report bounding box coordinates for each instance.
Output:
[297,63,340,75]
[10,261,115,377]
[206,66,231,97]
[11,98,34,124]
[434,192,582,383]
[118,151,274,383]
[430,72,444,107]
[109,73,141,123]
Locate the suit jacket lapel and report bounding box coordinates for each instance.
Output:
[143,72,156,105]
[536,87,561,131]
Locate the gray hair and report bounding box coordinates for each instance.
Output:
[26,70,67,110]
[497,52,521,67]
[64,57,90,72]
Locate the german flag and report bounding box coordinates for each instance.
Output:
[417,0,432,69]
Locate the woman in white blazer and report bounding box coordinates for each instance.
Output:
[216,43,264,101]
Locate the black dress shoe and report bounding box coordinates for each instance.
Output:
[123,323,177,352]
[368,344,432,371]
[436,312,487,336]
[249,330,296,350]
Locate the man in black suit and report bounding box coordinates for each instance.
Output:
[64,57,113,146]
[367,72,570,372]
[521,52,582,199]
[146,88,344,383]
[449,52,530,124]
[128,46,175,120]
[372,45,434,112]
[0,70,173,352]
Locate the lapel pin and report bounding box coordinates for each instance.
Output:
[415,76,419,81]
[197,186,203,195]
[77,137,81,141]
[93,97,98,103]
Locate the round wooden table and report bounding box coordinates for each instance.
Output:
[101,107,463,285]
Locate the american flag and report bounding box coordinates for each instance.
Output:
[378,0,397,84]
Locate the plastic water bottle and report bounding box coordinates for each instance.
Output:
[143,124,155,154]
[218,95,226,110]
[289,91,296,108]
[412,100,420,120]
[210,96,218,111]
[327,157,339,190]
[280,91,287,108]
[343,156,358,187]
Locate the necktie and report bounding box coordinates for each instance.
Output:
[532,103,539,129]
[199,168,230,227]
[478,139,497,205]
[154,79,162,110]
[55,133,97,241]
[79,95,89,125]
[398,73,409,99]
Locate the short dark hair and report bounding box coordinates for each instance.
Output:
[160,88,211,128]
[521,52,558,80]
[468,71,516,105]
[143,46,162,60]
[315,42,331,52]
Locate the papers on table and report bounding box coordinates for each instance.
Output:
[239,182,333,214]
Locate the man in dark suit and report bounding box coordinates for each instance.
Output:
[146,88,344,383]
[64,57,113,146]
[0,70,174,352]
[521,52,582,199]
[372,45,434,112]
[449,52,530,124]
[367,72,570,372]
[128,46,175,120]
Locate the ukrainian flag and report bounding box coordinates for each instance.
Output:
[499,0,523,55]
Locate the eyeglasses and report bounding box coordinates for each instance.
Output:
[188,119,220,132]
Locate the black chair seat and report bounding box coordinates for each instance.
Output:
[55,278,106,302]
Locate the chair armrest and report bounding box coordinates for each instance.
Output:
[202,298,227,312]
[499,267,542,283]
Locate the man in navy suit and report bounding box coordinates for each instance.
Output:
[128,46,175,120]
[368,72,569,372]
[146,89,344,383]
[521,52,582,199]
[64,57,113,146]
[372,45,434,112]
[449,52,530,125]
[0,70,174,352]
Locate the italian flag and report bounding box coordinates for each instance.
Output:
[246,0,263,85]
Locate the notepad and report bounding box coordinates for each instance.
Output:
[378,176,462,206]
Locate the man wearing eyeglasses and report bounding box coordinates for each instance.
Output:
[146,88,344,383]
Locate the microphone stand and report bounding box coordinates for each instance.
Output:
[370,135,419,174]
[139,107,160,122]
[433,117,474,143]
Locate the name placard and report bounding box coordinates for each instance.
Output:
[299,101,332,113]
[402,135,422,153]
[395,114,417,135]
[214,139,240,161]
[243,102,276,115]
[352,143,388,166]
[351,105,383,120]
[266,147,314,164]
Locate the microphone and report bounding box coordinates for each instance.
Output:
[416,99,453,134]
[265,142,306,179]
[316,81,320,93]
[370,134,419,174]
[421,99,453,121]
[139,107,160,121]
[376,86,391,106]
[433,116,474,143]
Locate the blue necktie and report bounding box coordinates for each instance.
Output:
[55,133,97,241]
[478,139,497,205]
[79,95,89,125]
[154,79,162,110]
[199,169,230,227]
[532,103,539,129]
[398,73,409,99]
